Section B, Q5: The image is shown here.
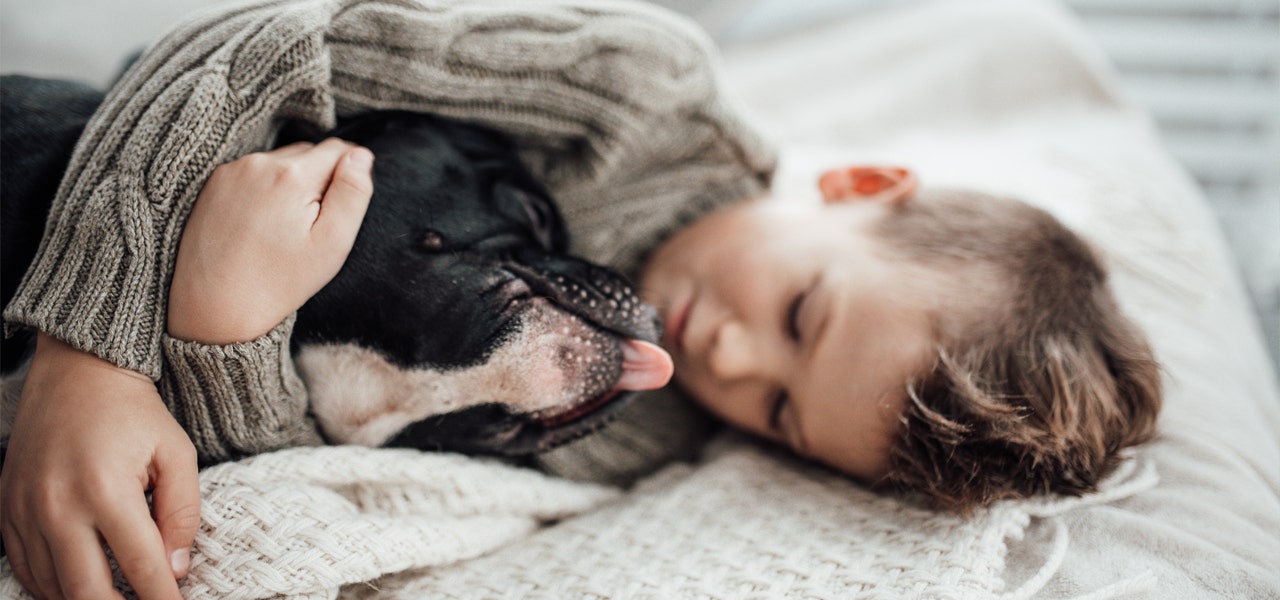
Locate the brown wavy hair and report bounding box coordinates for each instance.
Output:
[871,190,1162,512]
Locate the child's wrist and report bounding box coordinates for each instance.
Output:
[166,314,282,346]
[28,331,155,391]
[166,290,285,346]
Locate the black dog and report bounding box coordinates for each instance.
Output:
[1,75,672,457]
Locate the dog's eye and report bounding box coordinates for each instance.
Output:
[422,230,444,250]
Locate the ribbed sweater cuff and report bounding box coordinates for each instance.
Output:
[159,314,322,466]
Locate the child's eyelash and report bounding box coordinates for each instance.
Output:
[785,291,805,341]
[786,275,824,343]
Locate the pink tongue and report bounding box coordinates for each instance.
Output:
[616,340,675,391]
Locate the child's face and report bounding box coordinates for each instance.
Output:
[639,168,937,481]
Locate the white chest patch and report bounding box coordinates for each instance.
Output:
[297,300,621,447]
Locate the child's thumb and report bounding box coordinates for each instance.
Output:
[315,146,374,247]
[151,445,202,579]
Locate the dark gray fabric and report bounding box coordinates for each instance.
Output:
[0,75,103,372]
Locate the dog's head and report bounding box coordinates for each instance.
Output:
[291,112,672,456]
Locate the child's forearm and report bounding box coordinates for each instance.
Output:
[1,332,198,599]
[159,139,372,464]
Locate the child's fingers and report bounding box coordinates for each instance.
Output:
[98,497,184,600]
[45,525,125,600]
[295,137,359,187]
[20,529,60,599]
[1,525,38,597]
[150,444,201,579]
[314,147,374,244]
[272,140,316,157]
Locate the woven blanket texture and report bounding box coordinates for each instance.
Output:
[339,439,1034,600]
[0,446,621,599]
[0,438,1157,599]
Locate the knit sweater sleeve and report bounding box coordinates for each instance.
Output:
[158,314,323,465]
[3,0,774,382]
[4,0,773,467]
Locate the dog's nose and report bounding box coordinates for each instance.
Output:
[502,258,661,343]
[615,340,674,391]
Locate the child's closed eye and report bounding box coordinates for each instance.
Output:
[785,293,804,341]
[784,274,824,347]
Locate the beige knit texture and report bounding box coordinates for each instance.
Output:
[159,314,323,464]
[3,0,775,382]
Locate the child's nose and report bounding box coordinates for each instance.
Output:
[707,319,760,383]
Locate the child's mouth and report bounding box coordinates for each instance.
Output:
[663,293,694,355]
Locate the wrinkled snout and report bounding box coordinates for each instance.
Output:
[303,262,673,456]
[493,262,675,402]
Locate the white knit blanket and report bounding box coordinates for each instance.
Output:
[164,448,621,599]
[0,440,1154,600]
[0,437,1159,599]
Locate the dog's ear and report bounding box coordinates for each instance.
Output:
[493,183,568,253]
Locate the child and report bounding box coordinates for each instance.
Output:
[638,166,1161,509]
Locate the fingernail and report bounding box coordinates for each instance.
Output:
[348,147,374,172]
[170,548,190,574]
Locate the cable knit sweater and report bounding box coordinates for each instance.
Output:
[3,0,774,466]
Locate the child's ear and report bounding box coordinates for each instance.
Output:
[818,166,917,207]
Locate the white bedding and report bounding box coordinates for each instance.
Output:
[3,1,1278,598]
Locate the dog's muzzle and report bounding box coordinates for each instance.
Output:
[300,256,673,455]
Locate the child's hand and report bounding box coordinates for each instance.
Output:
[167,138,374,344]
[1,333,200,600]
